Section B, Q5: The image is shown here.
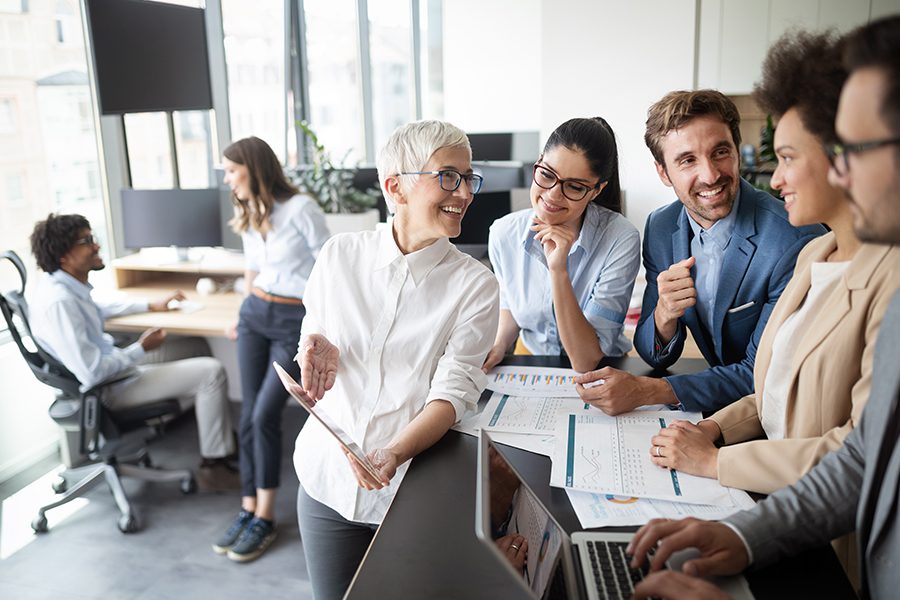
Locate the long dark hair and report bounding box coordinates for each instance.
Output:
[223,136,298,234]
[543,117,622,213]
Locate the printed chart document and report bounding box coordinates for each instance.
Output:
[485,366,581,398]
[550,411,732,506]
[565,487,757,528]
[479,392,595,434]
[272,362,381,480]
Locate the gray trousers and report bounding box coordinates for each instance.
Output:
[107,336,235,458]
[296,485,377,600]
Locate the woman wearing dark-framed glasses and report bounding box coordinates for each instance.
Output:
[483,117,641,373]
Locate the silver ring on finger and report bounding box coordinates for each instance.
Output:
[655,445,662,457]
[510,544,520,552]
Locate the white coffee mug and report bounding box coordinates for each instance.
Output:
[196,277,216,296]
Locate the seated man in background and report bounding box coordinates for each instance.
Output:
[28,213,238,491]
[630,15,900,599]
[576,89,824,414]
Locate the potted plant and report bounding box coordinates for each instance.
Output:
[288,121,381,235]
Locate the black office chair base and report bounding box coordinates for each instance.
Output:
[32,451,196,534]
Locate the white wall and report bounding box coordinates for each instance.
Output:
[541,0,698,233]
[0,341,59,483]
[442,0,542,133]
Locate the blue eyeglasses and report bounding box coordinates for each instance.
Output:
[398,169,484,194]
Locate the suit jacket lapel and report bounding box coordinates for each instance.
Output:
[712,194,757,348]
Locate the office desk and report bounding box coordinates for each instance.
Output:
[104,253,244,337]
[346,356,857,600]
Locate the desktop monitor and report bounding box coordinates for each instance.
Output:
[85,0,213,114]
[121,188,223,250]
[452,191,512,259]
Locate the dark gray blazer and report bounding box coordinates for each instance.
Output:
[725,289,900,599]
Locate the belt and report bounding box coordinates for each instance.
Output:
[251,287,303,306]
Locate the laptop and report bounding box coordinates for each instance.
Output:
[475,430,754,599]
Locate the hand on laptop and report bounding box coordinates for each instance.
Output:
[627,518,749,576]
[298,333,340,400]
[634,570,731,600]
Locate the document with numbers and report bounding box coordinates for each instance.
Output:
[479,392,594,434]
[549,411,733,506]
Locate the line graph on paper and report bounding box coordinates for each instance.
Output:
[485,366,581,398]
[481,393,593,434]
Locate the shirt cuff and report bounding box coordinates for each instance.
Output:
[654,330,679,358]
[124,342,146,363]
[722,521,754,566]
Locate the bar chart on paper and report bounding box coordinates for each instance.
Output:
[485,366,581,398]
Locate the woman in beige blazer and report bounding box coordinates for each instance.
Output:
[648,31,900,495]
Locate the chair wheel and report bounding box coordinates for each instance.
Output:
[181,476,197,494]
[32,514,48,533]
[118,514,139,533]
[51,477,68,494]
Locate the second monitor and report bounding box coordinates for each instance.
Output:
[121,188,223,254]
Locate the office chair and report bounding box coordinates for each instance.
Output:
[0,250,196,534]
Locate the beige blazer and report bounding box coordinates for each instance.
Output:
[710,233,900,494]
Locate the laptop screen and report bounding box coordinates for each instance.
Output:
[475,431,577,599]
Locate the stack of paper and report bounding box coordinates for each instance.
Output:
[451,366,756,528]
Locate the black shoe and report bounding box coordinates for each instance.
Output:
[227,517,277,563]
[212,509,254,555]
[197,458,241,493]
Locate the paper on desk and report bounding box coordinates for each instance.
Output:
[450,398,555,457]
[168,299,204,314]
[479,392,595,434]
[565,487,757,528]
[485,366,582,398]
[550,411,733,506]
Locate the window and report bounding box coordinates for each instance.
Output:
[221,0,287,162]
[368,0,414,153]
[0,0,107,328]
[124,112,177,189]
[302,0,365,162]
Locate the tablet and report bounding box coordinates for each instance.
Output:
[272,361,382,481]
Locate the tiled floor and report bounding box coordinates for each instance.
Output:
[0,403,313,600]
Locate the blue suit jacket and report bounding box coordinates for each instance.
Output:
[634,180,825,412]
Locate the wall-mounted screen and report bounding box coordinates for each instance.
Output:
[86,0,213,114]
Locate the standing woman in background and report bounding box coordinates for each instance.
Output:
[484,117,641,373]
[214,136,330,562]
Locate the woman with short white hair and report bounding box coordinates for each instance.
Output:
[292,120,500,599]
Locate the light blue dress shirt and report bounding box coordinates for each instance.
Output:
[29,270,148,391]
[241,194,331,298]
[686,191,741,333]
[488,203,641,357]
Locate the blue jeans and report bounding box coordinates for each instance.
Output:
[297,485,378,600]
[236,294,306,496]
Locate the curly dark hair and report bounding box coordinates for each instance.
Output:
[30,213,90,273]
[753,29,846,145]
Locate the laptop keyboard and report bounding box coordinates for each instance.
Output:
[585,540,652,599]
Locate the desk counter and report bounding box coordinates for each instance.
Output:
[345,356,856,599]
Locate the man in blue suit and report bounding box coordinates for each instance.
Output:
[629,16,900,600]
[576,90,823,414]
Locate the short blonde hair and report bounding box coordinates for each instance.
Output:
[376,120,471,214]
